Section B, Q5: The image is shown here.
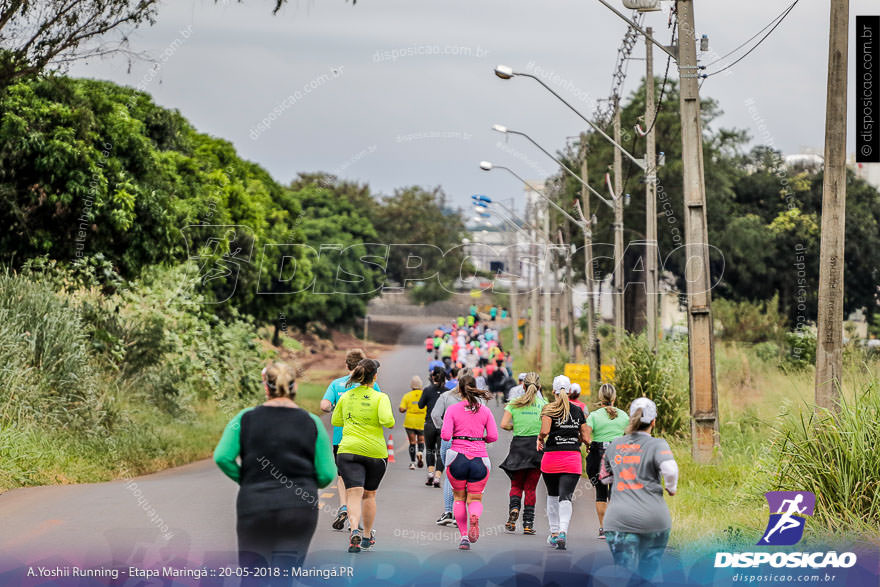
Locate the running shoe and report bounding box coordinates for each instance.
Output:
[332,506,348,531]
[409,463,415,470]
[547,533,559,547]
[436,512,454,526]
[417,452,424,468]
[468,514,480,543]
[425,475,434,487]
[555,532,567,550]
[598,527,606,540]
[433,478,441,488]
[458,537,471,551]
[523,521,536,535]
[348,529,362,553]
[361,530,376,551]
[505,508,519,533]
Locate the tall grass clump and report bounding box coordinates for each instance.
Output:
[0,261,272,491]
[0,272,104,427]
[762,384,880,538]
[612,334,689,436]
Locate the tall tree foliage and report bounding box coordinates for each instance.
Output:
[551,78,880,328]
[0,76,311,325]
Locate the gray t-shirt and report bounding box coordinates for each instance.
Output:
[602,432,676,533]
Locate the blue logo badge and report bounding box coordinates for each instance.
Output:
[758,491,815,546]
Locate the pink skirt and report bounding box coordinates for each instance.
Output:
[540,450,583,475]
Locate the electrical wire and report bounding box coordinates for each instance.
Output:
[621,21,676,197]
[703,0,800,78]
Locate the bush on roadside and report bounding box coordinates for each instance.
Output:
[714,294,786,343]
[611,334,689,437]
[782,329,816,371]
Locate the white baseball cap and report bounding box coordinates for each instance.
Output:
[569,382,581,395]
[552,375,572,395]
[518,372,527,382]
[629,396,658,424]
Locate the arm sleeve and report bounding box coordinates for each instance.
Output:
[417,388,429,409]
[440,404,453,441]
[213,409,250,483]
[378,393,395,428]
[431,393,447,429]
[309,413,337,488]
[399,394,408,411]
[484,408,499,443]
[660,459,679,493]
[331,393,345,428]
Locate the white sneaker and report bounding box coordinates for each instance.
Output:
[409,463,415,470]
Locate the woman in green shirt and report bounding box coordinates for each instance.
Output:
[584,382,629,540]
[213,362,337,567]
[499,372,546,535]
[331,359,395,553]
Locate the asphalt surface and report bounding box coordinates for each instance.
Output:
[0,319,617,584]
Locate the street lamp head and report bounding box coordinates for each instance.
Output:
[479,161,493,171]
[492,124,508,134]
[494,65,514,80]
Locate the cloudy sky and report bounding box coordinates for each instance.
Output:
[70,0,875,216]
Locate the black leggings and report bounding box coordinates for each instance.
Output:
[586,442,610,502]
[542,472,580,502]
[237,507,318,568]
[424,424,444,471]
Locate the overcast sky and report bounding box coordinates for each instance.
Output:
[69,0,876,216]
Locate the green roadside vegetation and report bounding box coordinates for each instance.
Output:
[498,317,880,551]
[0,75,467,493]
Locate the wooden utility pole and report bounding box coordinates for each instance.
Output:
[528,200,540,351]
[815,0,849,410]
[613,97,625,350]
[580,139,600,393]
[676,0,718,462]
[645,27,659,351]
[542,197,553,372]
[509,229,520,356]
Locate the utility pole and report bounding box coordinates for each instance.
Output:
[578,138,600,393]
[613,97,625,349]
[528,199,540,352]
[815,0,849,410]
[677,0,719,462]
[645,26,659,352]
[542,197,553,373]
[509,227,520,356]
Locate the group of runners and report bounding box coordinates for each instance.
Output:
[214,306,679,579]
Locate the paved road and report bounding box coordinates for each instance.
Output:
[0,320,616,584]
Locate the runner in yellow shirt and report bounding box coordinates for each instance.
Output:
[331,359,395,553]
[399,375,427,470]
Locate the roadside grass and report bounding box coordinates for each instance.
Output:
[0,384,332,494]
[0,402,230,493]
[496,327,880,551]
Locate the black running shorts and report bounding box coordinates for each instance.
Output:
[336,453,388,491]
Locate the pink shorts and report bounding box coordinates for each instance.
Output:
[540,450,583,475]
[445,451,491,494]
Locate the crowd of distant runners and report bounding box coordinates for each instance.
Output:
[214,302,678,580]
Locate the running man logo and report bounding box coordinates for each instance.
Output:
[758,491,815,546]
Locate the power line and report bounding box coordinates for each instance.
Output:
[703,0,800,78]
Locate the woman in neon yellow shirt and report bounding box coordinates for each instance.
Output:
[331,359,395,553]
[399,375,427,470]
